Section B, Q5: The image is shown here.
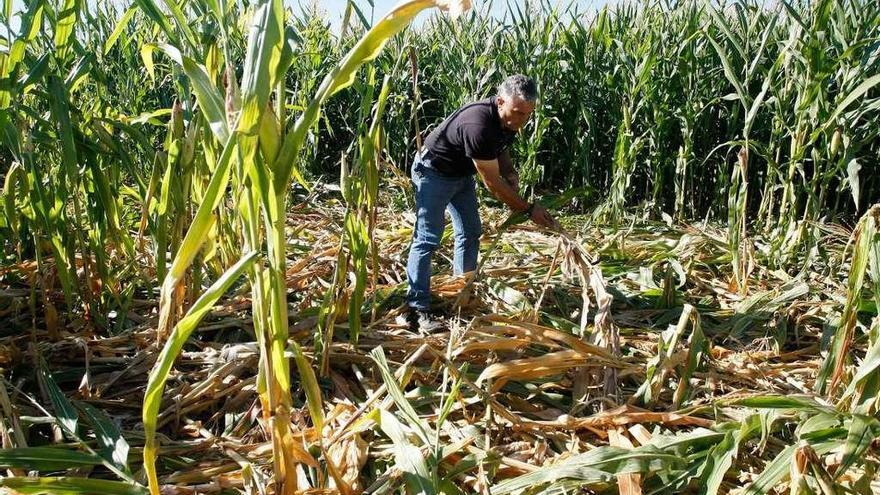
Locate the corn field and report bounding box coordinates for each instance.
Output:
[0,0,879,493]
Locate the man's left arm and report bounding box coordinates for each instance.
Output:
[498,150,519,191]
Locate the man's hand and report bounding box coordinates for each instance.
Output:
[530,204,559,229]
[472,158,560,230]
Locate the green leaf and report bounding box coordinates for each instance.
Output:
[157,0,198,51]
[37,357,79,437]
[725,395,835,414]
[705,30,748,110]
[0,477,146,495]
[369,347,432,446]
[0,448,103,471]
[103,6,138,55]
[499,186,593,229]
[130,108,173,126]
[707,5,746,69]
[143,251,258,493]
[822,73,880,132]
[157,131,238,324]
[796,413,840,438]
[700,431,735,495]
[274,0,470,192]
[700,416,760,495]
[816,209,878,395]
[836,415,880,477]
[291,342,324,434]
[437,363,466,429]
[153,43,229,142]
[846,159,861,208]
[237,0,284,135]
[375,409,436,495]
[132,0,178,45]
[53,0,78,59]
[744,440,839,495]
[493,445,682,495]
[743,49,784,138]
[77,401,130,474]
[139,44,156,82]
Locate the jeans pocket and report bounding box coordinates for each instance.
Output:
[411,162,425,192]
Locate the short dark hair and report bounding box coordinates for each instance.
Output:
[498,74,538,102]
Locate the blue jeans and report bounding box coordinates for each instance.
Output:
[406,154,481,311]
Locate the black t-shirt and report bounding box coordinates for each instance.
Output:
[422,97,517,176]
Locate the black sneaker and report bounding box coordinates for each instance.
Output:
[405,309,446,334]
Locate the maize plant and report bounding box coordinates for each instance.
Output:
[0,0,879,494]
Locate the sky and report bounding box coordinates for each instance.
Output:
[7,0,608,33]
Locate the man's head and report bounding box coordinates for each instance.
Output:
[496,74,537,131]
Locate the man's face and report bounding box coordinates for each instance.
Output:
[497,95,535,131]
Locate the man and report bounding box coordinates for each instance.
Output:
[404,74,558,332]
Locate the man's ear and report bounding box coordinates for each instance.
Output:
[495,95,504,108]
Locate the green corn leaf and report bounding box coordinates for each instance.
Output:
[237,0,284,135]
[77,401,130,474]
[144,251,257,494]
[275,0,471,192]
[19,52,51,95]
[632,50,657,96]
[132,0,178,45]
[724,395,835,414]
[369,347,432,446]
[0,447,103,471]
[493,445,682,495]
[46,75,78,188]
[152,43,229,142]
[345,212,369,342]
[743,440,840,495]
[699,430,735,495]
[820,73,880,135]
[700,416,760,495]
[707,5,746,67]
[292,342,324,434]
[37,357,79,438]
[840,326,880,411]
[674,306,707,408]
[3,161,27,233]
[745,10,778,78]
[743,49,785,138]
[130,108,174,126]
[158,0,198,51]
[375,409,436,495]
[0,477,146,495]
[140,44,156,82]
[779,0,808,30]
[156,131,238,335]
[53,0,78,59]
[816,208,878,395]
[0,0,44,107]
[835,415,880,478]
[796,413,841,438]
[499,186,593,230]
[437,363,466,429]
[705,31,748,111]
[103,6,138,55]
